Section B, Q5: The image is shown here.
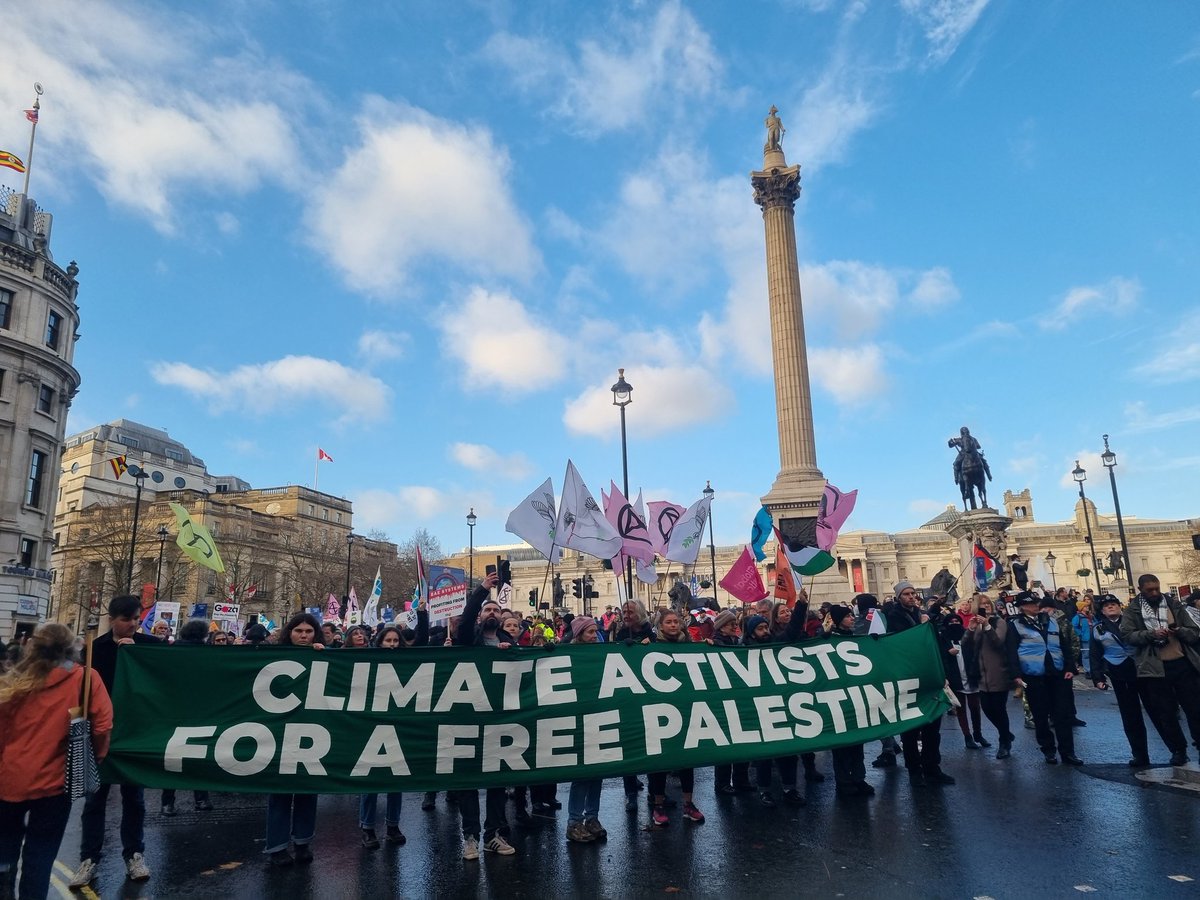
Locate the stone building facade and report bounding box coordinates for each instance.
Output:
[0,186,82,641]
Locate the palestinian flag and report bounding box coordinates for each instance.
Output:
[973,542,1002,590]
[774,522,835,577]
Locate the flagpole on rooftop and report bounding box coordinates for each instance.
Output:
[21,84,41,197]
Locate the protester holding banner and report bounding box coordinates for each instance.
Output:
[71,595,162,889]
[342,626,371,648]
[566,616,609,842]
[359,630,408,851]
[885,583,957,787]
[264,613,325,868]
[768,603,793,640]
[615,600,655,811]
[709,611,754,795]
[645,611,704,827]
[824,606,874,798]
[744,611,807,807]
[160,620,214,817]
[453,571,516,859]
[0,624,113,900]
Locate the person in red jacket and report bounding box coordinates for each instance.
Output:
[1,624,113,900]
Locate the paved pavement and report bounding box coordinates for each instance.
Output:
[44,685,1200,898]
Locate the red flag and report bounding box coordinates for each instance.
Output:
[25,109,39,124]
[317,448,333,462]
[719,546,768,605]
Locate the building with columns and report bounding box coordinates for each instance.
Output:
[0,186,82,641]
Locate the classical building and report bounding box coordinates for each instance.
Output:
[0,185,82,641]
[51,420,403,634]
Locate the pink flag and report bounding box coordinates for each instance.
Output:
[325,593,341,625]
[604,482,656,565]
[719,546,769,605]
[816,483,857,552]
[646,500,685,556]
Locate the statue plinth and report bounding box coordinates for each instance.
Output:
[945,508,1013,591]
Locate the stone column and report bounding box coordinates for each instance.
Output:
[946,509,1014,593]
[752,114,825,515]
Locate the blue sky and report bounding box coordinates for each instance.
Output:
[3,1,1198,553]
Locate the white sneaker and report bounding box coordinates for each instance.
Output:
[69,859,96,888]
[484,834,516,855]
[125,852,151,881]
[462,837,479,861]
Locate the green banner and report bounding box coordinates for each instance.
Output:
[103,627,949,793]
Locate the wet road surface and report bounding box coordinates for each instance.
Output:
[47,686,1200,898]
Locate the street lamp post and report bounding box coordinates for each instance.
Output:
[155,525,169,600]
[611,368,634,601]
[1045,550,1057,592]
[467,508,477,590]
[1100,434,1134,590]
[125,465,150,593]
[703,481,718,605]
[1071,461,1104,596]
[344,533,355,599]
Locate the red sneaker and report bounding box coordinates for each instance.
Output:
[682,801,705,823]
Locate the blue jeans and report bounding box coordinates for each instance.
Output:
[567,780,602,825]
[358,793,402,829]
[0,794,72,899]
[80,782,145,862]
[265,794,317,854]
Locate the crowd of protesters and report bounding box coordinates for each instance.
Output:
[2,572,1199,895]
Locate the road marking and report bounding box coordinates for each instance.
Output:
[50,873,73,898]
[1168,875,1194,882]
[53,861,100,899]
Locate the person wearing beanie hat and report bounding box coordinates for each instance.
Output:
[825,601,874,799]
[742,615,770,643]
[884,581,955,786]
[825,606,855,633]
[710,611,738,644]
[646,610,704,828]
[564,616,607,842]
[1006,586,1082,765]
[709,610,753,795]
[1089,595,1152,766]
[570,617,598,642]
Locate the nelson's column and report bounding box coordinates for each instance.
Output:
[753,107,825,520]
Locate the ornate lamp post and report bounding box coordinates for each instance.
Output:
[344,533,355,598]
[703,481,718,604]
[611,369,634,601]
[466,508,477,590]
[1100,434,1134,589]
[1071,461,1103,596]
[1045,550,1057,592]
[155,525,169,600]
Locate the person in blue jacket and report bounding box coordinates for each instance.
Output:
[1089,595,1151,767]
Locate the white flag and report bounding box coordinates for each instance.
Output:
[556,460,622,561]
[664,495,712,565]
[867,608,887,635]
[363,566,383,627]
[505,477,562,563]
[636,557,658,584]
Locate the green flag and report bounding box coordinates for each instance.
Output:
[170,501,225,573]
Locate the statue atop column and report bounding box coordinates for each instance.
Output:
[948,426,992,510]
[764,105,785,153]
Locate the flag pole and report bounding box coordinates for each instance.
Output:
[21,86,41,198]
[313,450,318,492]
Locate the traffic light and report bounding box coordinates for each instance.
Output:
[583,574,600,600]
[571,578,583,599]
[528,588,538,608]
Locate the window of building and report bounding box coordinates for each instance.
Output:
[0,369,6,396]
[920,566,927,579]
[165,448,184,461]
[307,504,315,516]
[37,384,54,414]
[899,567,907,579]
[336,512,342,524]
[45,309,63,351]
[25,449,47,508]
[322,508,329,521]
[19,537,36,567]
[79,527,90,539]
[216,484,229,493]
[1165,556,1172,569]
[0,288,12,329]
[116,434,140,449]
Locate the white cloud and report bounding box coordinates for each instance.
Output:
[306,100,538,296]
[353,486,447,526]
[809,344,888,405]
[150,355,390,423]
[899,0,992,66]
[1131,310,1200,383]
[562,364,735,438]
[449,443,532,481]
[1,2,308,230]
[214,212,240,236]
[1125,400,1200,433]
[909,498,949,517]
[1007,455,1039,475]
[483,0,724,136]
[1039,276,1141,331]
[909,267,960,309]
[357,330,409,362]
[437,287,568,393]
[789,66,881,172]
[802,261,901,339]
